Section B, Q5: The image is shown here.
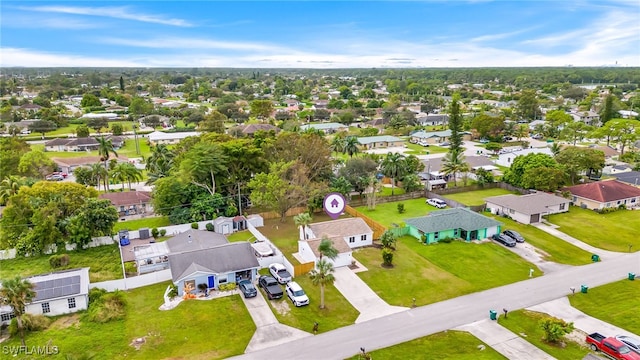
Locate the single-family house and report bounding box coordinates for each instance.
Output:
[570,110,600,126]
[405,208,502,244]
[99,191,153,217]
[415,113,450,127]
[485,192,570,224]
[410,130,472,145]
[52,155,130,174]
[147,131,200,145]
[563,180,640,210]
[619,110,639,119]
[421,156,497,189]
[235,123,280,137]
[298,218,373,268]
[45,136,124,152]
[603,164,633,175]
[19,103,42,113]
[612,171,640,188]
[300,122,348,134]
[357,135,404,150]
[364,118,388,129]
[1,268,90,325]
[494,147,553,167]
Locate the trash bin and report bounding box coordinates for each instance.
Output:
[581,285,588,294]
[489,310,497,320]
[591,254,600,262]
[629,273,636,281]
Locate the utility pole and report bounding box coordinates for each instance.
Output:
[133,124,140,155]
[238,183,242,215]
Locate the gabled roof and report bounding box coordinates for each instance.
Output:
[166,229,229,254]
[300,122,347,131]
[168,242,259,282]
[148,131,200,141]
[405,208,501,234]
[612,171,640,187]
[564,180,640,203]
[99,191,152,207]
[485,192,569,215]
[357,135,402,145]
[306,236,352,257]
[27,268,90,303]
[52,155,129,167]
[240,124,280,135]
[308,217,372,239]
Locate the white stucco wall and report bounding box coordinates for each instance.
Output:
[27,295,88,318]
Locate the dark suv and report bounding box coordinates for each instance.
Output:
[503,230,525,243]
[492,233,516,247]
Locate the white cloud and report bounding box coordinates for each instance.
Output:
[19,5,192,27]
[1,14,99,29]
[99,37,285,52]
[0,48,145,68]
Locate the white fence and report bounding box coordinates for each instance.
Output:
[89,269,173,292]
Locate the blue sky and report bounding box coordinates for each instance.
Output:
[1,1,639,68]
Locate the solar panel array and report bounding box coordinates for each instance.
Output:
[33,275,81,301]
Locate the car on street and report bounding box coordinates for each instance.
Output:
[587,333,640,359]
[479,138,490,144]
[285,281,309,307]
[269,263,292,284]
[503,230,525,243]
[258,275,283,300]
[238,279,257,298]
[491,233,516,247]
[46,174,64,181]
[617,335,640,354]
[426,198,447,209]
[438,141,450,147]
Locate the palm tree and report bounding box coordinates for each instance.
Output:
[317,236,338,260]
[146,144,175,184]
[441,151,467,187]
[111,162,143,191]
[0,277,35,346]
[293,212,312,240]
[343,136,360,158]
[330,136,345,157]
[550,142,562,157]
[380,152,407,195]
[0,176,25,205]
[308,259,335,309]
[97,136,118,191]
[89,162,108,192]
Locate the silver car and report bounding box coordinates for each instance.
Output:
[617,335,640,354]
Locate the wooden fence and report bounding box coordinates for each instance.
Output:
[344,205,388,240]
[293,262,316,277]
[256,207,308,220]
[348,191,424,208]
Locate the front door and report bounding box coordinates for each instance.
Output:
[208,276,215,288]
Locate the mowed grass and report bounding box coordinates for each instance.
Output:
[113,216,171,232]
[355,236,541,307]
[489,215,592,265]
[498,310,590,360]
[0,244,123,282]
[569,279,640,334]
[256,213,335,260]
[444,188,517,206]
[2,282,255,359]
[546,207,640,252]
[266,275,359,333]
[345,330,506,360]
[355,198,432,227]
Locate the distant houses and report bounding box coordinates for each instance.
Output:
[45,136,124,152]
[357,135,404,150]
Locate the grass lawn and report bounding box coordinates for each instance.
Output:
[546,207,640,252]
[255,213,335,260]
[355,236,541,307]
[379,186,406,196]
[117,136,152,158]
[0,244,123,282]
[488,215,592,266]
[266,275,359,334]
[354,198,431,227]
[498,310,590,360]
[345,330,506,360]
[113,216,171,232]
[569,280,640,334]
[444,188,517,206]
[404,142,449,155]
[2,282,255,359]
[226,230,255,243]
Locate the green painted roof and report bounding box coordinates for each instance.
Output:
[405,208,502,234]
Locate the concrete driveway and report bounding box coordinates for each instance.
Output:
[503,240,572,274]
[241,288,311,353]
[332,267,408,323]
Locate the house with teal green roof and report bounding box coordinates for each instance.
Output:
[404,208,502,244]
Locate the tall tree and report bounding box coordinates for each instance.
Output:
[75,124,90,138]
[0,277,35,346]
[119,76,125,92]
[17,150,55,178]
[97,136,118,191]
[28,120,57,138]
[448,93,464,154]
[555,147,605,184]
[67,198,118,248]
[308,259,335,310]
[330,136,345,157]
[145,144,175,184]
[380,152,407,195]
[560,122,592,146]
[0,176,25,205]
[441,151,467,187]
[342,136,360,158]
[599,94,615,124]
[179,143,228,195]
[515,89,540,121]
[86,118,108,133]
[250,99,274,120]
[111,162,142,190]
[294,212,312,240]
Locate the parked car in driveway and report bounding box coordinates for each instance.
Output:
[426,198,447,209]
[503,230,525,243]
[269,263,292,284]
[258,275,283,300]
[587,333,640,359]
[617,335,640,354]
[285,281,309,307]
[238,279,257,298]
[46,174,64,181]
[491,233,516,247]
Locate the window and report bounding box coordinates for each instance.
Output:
[509,209,515,214]
[1,312,15,322]
[559,203,566,210]
[68,298,76,309]
[632,198,637,203]
[349,236,355,243]
[453,229,459,237]
[433,232,439,240]
[42,302,50,314]
[185,279,196,290]
[360,235,367,242]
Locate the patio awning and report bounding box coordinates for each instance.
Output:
[134,242,169,260]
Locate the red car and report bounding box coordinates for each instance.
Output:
[587,333,640,360]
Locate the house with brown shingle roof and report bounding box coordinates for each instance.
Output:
[52,155,129,174]
[563,180,640,210]
[99,191,153,217]
[236,123,280,137]
[485,192,570,224]
[298,217,373,268]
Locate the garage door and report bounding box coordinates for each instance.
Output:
[530,213,540,223]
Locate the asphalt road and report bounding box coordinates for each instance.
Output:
[231,252,640,360]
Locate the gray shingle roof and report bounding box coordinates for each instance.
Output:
[485,192,569,215]
[357,135,402,145]
[405,208,501,234]
[165,229,229,254]
[168,242,259,282]
[308,218,372,239]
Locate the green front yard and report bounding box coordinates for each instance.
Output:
[546,207,640,252]
[355,236,541,307]
[444,188,517,206]
[2,282,256,359]
[355,198,431,227]
[0,244,123,282]
[113,216,171,232]
[497,310,590,360]
[569,279,640,334]
[346,330,506,360]
[255,213,335,260]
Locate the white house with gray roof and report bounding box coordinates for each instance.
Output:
[485,192,570,224]
[300,122,348,134]
[1,268,90,325]
[299,217,373,267]
[495,147,553,167]
[357,135,404,150]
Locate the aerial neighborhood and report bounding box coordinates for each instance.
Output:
[1,66,640,359]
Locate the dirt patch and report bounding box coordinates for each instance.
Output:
[130,336,147,350]
[565,329,588,347]
[271,298,292,315]
[49,314,80,330]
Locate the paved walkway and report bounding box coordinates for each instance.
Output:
[528,297,639,337]
[332,267,408,323]
[241,290,311,353]
[456,319,556,360]
[532,223,623,259]
[231,252,640,359]
[505,240,572,274]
